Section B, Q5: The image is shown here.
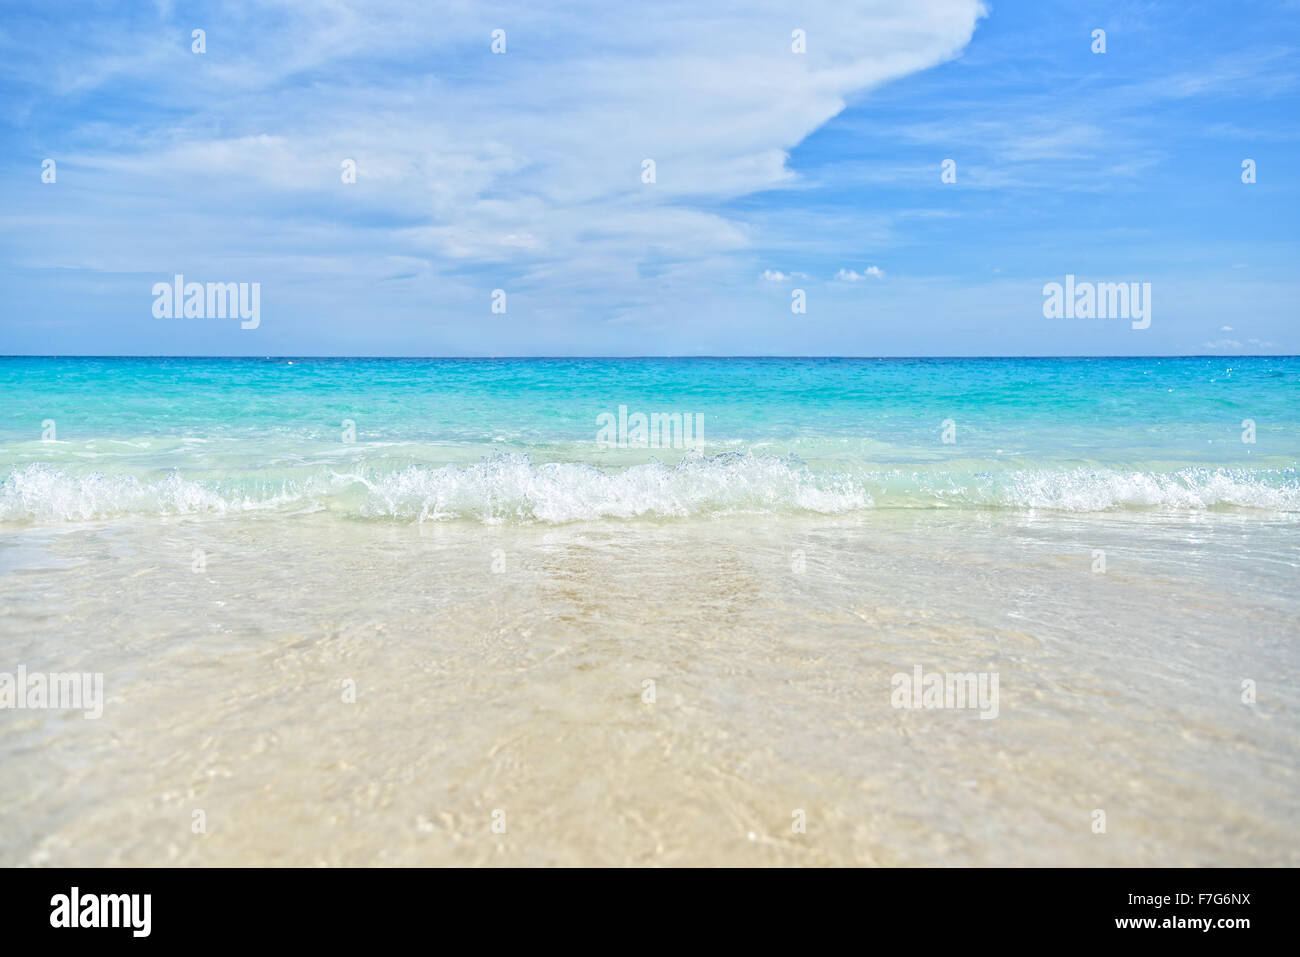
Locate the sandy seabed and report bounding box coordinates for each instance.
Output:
[2,509,1297,866]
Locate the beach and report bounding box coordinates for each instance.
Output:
[2,357,1298,865]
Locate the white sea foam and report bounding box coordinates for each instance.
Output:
[1,457,1297,524]
[342,453,872,523]
[991,467,1300,512]
[0,465,301,522]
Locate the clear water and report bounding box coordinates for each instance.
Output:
[2,357,1297,865]
[2,356,1298,522]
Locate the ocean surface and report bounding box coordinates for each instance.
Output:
[2,356,1298,522]
[2,357,1298,865]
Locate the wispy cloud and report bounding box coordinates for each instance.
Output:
[835,266,885,281]
[1,0,1296,356]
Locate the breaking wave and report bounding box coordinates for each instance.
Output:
[2,456,1298,524]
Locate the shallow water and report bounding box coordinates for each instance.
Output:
[1,357,1297,865]
[1,509,1296,866]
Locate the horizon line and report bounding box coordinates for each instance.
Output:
[0,354,1295,361]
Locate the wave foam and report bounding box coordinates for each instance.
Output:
[991,467,1300,511]
[343,453,872,523]
[0,465,303,522]
[1,457,1297,524]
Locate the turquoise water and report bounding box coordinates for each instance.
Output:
[4,357,1299,866]
[2,356,1298,522]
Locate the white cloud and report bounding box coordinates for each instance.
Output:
[14,0,985,290]
[1202,336,1275,352]
[835,265,885,281]
[2,0,1024,354]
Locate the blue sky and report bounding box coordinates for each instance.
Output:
[1,0,1297,356]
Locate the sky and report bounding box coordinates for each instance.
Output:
[1,0,1297,357]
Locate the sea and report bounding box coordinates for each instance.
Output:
[1,356,1297,865]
